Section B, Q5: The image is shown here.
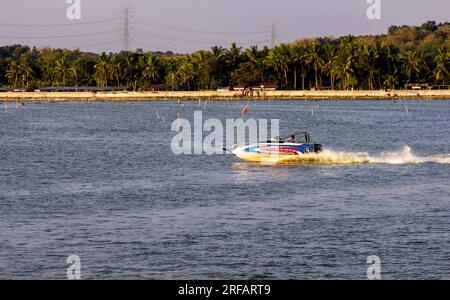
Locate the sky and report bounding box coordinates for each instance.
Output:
[0,0,449,53]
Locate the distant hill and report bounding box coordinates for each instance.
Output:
[383,21,450,53]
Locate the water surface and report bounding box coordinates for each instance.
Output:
[0,100,449,279]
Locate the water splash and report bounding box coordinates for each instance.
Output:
[274,146,450,165]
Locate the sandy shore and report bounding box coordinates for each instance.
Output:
[1,90,450,102]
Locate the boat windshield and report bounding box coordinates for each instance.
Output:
[282,132,310,143]
[266,132,311,144]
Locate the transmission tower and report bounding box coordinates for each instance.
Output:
[270,23,277,48]
[121,8,131,51]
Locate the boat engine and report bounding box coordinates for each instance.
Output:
[314,144,323,153]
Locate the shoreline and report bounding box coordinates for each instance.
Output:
[1,90,450,102]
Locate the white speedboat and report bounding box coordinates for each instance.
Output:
[231,132,323,162]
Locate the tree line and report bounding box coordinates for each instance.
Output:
[0,21,449,91]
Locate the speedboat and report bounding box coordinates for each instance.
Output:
[231,132,323,162]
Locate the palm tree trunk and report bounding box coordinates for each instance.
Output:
[301,65,305,90]
[315,68,318,88]
[284,69,288,89]
[293,65,298,90]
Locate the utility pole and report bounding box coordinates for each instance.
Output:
[122,8,131,51]
[270,23,276,48]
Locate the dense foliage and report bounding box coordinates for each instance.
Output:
[0,21,449,90]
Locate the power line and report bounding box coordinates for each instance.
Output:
[0,30,118,39]
[0,13,277,51]
[136,29,267,46]
[0,19,116,27]
[69,40,119,49]
[135,18,266,35]
[278,31,298,41]
[136,30,211,44]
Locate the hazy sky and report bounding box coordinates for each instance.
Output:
[0,0,449,53]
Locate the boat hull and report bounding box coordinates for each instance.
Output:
[232,143,321,162]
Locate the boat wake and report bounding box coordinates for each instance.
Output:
[274,145,450,165]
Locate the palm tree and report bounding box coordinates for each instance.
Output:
[209,45,227,87]
[336,56,355,89]
[433,47,449,85]
[122,52,135,88]
[333,37,357,89]
[383,73,399,90]
[245,46,259,68]
[291,44,310,90]
[94,52,109,87]
[266,44,291,88]
[380,42,399,89]
[359,44,379,90]
[290,45,305,90]
[338,35,355,55]
[225,43,242,81]
[6,60,21,88]
[141,55,159,88]
[243,45,264,85]
[321,44,337,89]
[305,42,323,88]
[176,60,196,90]
[37,48,57,85]
[19,58,34,88]
[402,50,423,83]
[77,54,93,86]
[68,60,81,87]
[108,56,122,87]
[247,46,265,74]
[192,50,212,89]
[55,56,70,86]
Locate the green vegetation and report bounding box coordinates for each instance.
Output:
[0,21,449,91]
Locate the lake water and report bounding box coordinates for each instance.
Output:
[0,100,449,279]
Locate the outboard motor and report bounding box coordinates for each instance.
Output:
[314,144,323,153]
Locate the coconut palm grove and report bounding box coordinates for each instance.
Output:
[0,21,449,91]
